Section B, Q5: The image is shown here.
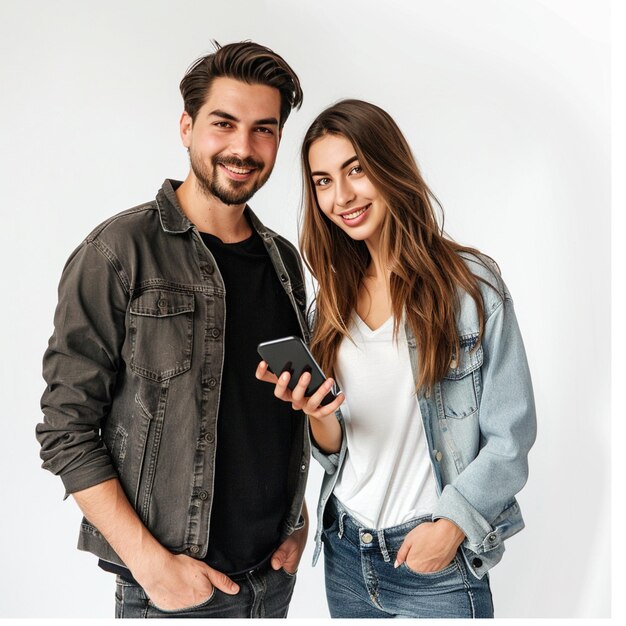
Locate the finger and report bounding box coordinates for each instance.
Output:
[395,539,411,568]
[305,379,342,415]
[274,371,293,400]
[290,371,312,404]
[206,567,240,595]
[255,361,279,384]
[271,547,287,570]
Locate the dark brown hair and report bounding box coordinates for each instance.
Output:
[179,40,303,127]
[300,99,498,392]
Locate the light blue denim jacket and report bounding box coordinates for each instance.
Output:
[311,254,536,579]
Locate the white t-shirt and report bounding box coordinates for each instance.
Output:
[333,315,439,529]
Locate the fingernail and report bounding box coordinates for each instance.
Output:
[394,560,399,568]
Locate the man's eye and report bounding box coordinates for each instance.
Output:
[255,127,273,134]
[214,121,232,128]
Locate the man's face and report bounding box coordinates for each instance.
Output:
[180,76,282,206]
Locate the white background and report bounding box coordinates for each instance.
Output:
[0,0,613,619]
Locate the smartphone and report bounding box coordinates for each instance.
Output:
[257,336,338,406]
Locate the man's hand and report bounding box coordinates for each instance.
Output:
[270,525,308,575]
[270,503,308,575]
[394,519,465,573]
[71,479,239,612]
[137,552,239,612]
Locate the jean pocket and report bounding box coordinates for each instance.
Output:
[148,588,216,614]
[401,558,459,579]
[279,566,298,578]
[129,289,194,382]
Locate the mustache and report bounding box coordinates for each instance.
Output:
[213,155,264,170]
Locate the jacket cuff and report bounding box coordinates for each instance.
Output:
[310,444,341,475]
[60,464,119,500]
[432,484,498,553]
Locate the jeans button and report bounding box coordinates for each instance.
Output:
[361,532,373,544]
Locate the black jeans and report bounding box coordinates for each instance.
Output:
[114,562,297,618]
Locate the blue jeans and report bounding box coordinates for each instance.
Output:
[114,561,297,618]
[322,496,494,618]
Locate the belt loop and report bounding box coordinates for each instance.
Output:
[378,530,391,563]
[338,512,346,539]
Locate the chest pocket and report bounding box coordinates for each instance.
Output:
[129,289,194,382]
[440,335,483,419]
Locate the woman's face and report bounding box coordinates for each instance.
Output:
[308,134,387,245]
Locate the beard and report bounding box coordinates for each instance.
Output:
[189,149,272,206]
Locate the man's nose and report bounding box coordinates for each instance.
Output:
[229,130,253,159]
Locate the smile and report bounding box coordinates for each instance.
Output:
[219,163,257,181]
[339,204,371,223]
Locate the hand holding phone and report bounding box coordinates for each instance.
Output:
[257,336,338,406]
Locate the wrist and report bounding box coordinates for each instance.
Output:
[435,518,465,545]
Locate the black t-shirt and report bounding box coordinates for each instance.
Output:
[99,222,302,581]
[200,226,302,574]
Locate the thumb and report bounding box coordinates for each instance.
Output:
[271,546,288,570]
[395,539,411,568]
[206,566,240,595]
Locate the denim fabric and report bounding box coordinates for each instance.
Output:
[37,180,310,567]
[322,497,493,618]
[312,254,537,580]
[114,564,297,618]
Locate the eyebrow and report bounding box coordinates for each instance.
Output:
[311,155,358,177]
[209,110,279,126]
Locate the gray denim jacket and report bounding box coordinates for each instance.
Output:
[311,255,536,579]
[37,180,311,567]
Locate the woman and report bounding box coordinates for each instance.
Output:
[256,99,536,618]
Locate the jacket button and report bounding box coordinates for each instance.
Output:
[189,545,200,554]
[198,491,209,500]
[207,378,217,389]
[157,298,167,308]
[280,274,288,283]
[472,557,483,568]
[211,328,221,338]
[488,533,497,542]
[435,451,443,462]
[204,432,214,443]
[204,264,214,274]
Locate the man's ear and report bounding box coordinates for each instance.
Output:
[180,111,193,148]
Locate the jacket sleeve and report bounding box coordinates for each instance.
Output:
[36,239,129,497]
[310,409,346,474]
[432,292,537,550]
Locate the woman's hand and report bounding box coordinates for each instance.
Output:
[394,519,465,573]
[255,361,344,420]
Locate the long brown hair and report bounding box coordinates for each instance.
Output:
[300,99,497,392]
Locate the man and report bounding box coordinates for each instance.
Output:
[36,41,310,618]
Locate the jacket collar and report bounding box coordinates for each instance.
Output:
[155,178,275,241]
[156,179,194,234]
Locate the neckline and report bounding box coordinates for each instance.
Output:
[353,313,394,335]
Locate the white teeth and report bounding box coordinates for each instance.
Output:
[342,205,369,220]
[223,165,253,175]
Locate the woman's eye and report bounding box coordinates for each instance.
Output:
[314,177,331,187]
[349,165,363,175]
